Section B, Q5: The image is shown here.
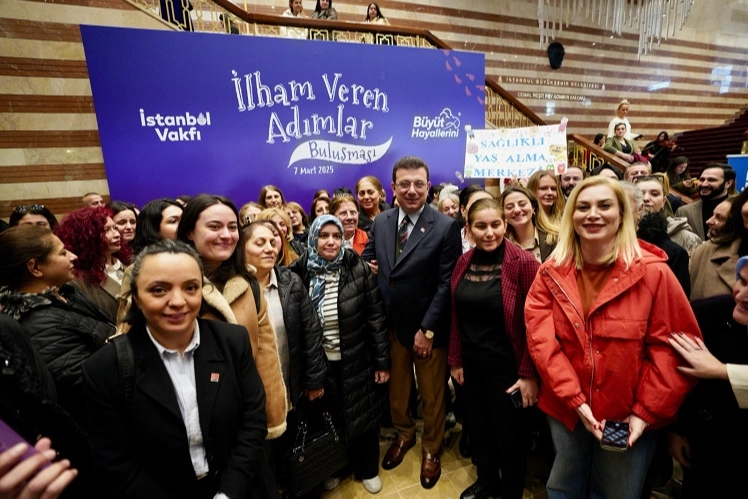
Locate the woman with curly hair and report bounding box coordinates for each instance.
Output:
[526,170,565,224]
[55,207,131,321]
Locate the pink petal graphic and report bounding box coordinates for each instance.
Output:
[453,56,462,67]
[454,74,462,84]
[441,49,450,56]
[477,97,484,105]
[465,86,472,97]
[476,85,485,91]
[466,73,475,81]
[445,61,453,71]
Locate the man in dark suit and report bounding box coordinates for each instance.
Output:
[362,156,461,489]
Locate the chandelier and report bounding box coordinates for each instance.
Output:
[537,0,695,59]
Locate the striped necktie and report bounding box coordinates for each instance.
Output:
[397,215,411,259]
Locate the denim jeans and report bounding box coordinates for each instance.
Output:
[546,416,657,499]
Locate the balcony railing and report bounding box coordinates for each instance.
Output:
[126,0,647,181]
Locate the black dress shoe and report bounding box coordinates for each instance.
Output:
[460,481,500,499]
[459,432,471,458]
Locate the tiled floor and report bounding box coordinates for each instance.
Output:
[317,422,549,499]
[314,422,682,498]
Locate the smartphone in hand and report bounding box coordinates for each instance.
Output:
[601,421,629,452]
[509,389,523,409]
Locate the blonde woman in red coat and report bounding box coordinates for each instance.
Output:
[525,176,701,499]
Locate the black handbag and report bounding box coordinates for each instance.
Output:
[287,403,348,497]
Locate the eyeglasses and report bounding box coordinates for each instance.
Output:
[13,204,45,214]
[396,181,427,190]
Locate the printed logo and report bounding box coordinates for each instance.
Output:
[411,108,461,140]
[139,109,212,142]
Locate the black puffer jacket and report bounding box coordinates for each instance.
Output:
[275,266,328,406]
[290,250,390,437]
[0,285,114,427]
[0,314,93,498]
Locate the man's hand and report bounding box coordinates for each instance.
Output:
[412,329,433,359]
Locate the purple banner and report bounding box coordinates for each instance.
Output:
[80,25,485,208]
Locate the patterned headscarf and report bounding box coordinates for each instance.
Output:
[306,215,345,321]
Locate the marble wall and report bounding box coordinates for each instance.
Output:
[1,0,747,219]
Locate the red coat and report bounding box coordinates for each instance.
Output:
[448,240,540,378]
[524,240,701,431]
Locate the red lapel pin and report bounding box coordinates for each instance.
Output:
[210,372,220,383]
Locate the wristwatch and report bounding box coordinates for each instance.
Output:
[423,329,435,339]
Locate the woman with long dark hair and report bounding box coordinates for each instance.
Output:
[176,194,288,439]
[311,0,338,20]
[364,3,388,23]
[130,197,183,254]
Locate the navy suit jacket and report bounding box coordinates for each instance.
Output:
[82,319,278,498]
[362,206,461,349]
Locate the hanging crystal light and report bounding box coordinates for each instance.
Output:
[537,0,694,59]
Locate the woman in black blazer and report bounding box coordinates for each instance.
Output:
[83,240,278,498]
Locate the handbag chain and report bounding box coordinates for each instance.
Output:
[292,410,339,463]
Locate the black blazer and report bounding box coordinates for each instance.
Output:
[82,318,278,498]
[362,206,461,348]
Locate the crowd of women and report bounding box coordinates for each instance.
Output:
[1,159,746,499]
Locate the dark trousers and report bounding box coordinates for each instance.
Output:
[327,360,380,480]
[464,357,527,499]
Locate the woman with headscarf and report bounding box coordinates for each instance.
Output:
[290,215,389,494]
